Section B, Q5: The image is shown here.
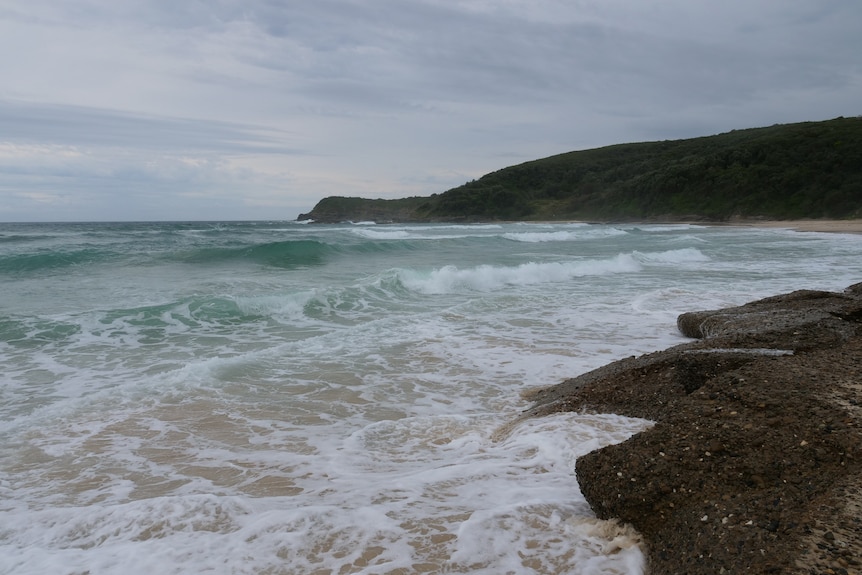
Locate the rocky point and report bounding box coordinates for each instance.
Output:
[525,283,862,574]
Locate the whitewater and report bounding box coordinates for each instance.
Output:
[2,220,861,575]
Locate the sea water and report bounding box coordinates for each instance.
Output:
[2,221,861,575]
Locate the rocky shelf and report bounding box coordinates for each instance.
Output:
[525,284,862,574]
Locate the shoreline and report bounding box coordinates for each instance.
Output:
[721,218,862,235]
[526,284,862,574]
[297,217,862,234]
[513,218,862,234]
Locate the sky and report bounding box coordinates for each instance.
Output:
[0,1,860,222]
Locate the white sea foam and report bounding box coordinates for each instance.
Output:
[350,225,501,241]
[1,413,651,575]
[405,224,503,231]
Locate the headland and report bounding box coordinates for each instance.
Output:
[298,117,862,225]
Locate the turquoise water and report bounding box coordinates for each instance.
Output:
[2,221,861,574]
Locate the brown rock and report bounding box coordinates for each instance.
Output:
[527,284,862,574]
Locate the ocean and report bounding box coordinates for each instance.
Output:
[2,220,861,575]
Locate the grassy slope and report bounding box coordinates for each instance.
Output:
[298,117,862,223]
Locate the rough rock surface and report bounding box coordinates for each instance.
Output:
[525,283,862,574]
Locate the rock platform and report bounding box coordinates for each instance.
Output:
[526,283,862,574]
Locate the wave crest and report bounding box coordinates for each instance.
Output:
[399,254,642,294]
[503,227,628,243]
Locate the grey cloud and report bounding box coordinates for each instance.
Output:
[1,1,860,221]
[0,100,304,154]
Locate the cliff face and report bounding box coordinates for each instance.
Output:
[526,284,862,574]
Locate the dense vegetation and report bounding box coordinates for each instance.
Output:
[297,117,862,223]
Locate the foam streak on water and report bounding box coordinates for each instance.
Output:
[2,221,862,574]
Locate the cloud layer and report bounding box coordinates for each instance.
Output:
[1,0,860,221]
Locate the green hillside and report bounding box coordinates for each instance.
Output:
[297,117,862,223]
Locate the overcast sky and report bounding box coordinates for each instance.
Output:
[0,0,859,222]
